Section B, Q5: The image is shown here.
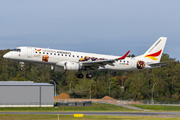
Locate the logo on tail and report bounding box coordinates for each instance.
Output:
[145,49,162,60]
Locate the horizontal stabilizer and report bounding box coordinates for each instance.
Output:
[148,61,175,67]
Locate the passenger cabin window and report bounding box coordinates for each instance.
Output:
[47,53,49,55]
[50,53,52,55]
[69,55,71,57]
[61,54,63,56]
[43,52,45,54]
[73,55,74,57]
[39,52,41,54]
[58,54,60,56]
[65,55,67,56]
[54,53,56,55]
[77,56,79,58]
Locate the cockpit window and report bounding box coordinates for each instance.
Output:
[12,49,21,52]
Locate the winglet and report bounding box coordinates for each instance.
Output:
[117,51,130,60]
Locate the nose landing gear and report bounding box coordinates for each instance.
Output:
[19,62,24,71]
[20,67,23,71]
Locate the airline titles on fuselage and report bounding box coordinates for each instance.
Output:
[33,49,71,57]
[42,49,71,55]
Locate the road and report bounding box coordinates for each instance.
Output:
[0,112,180,117]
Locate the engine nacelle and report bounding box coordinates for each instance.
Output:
[51,65,65,72]
[64,62,81,71]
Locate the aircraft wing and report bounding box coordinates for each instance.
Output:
[79,51,130,68]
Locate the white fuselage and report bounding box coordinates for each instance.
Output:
[3,46,148,72]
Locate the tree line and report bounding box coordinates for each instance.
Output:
[0,49,179,101]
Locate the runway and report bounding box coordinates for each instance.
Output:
[0,112,180,117]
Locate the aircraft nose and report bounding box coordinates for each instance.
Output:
[3,53,10,59]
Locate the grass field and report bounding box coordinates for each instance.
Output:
[0,103,132,112]
[132,105,180,111]
[0,114,179,120]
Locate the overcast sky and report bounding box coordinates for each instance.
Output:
[0,0,180,60]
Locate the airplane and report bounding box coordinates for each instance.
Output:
[3,37,168,78]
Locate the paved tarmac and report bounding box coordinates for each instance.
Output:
[118,105,150,111]
[0,112,180,117]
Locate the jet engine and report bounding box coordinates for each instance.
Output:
[64,62,81,71]
[51,65,65,72]
[137,60,145,69]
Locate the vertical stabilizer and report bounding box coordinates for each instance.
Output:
[136,37,167,63]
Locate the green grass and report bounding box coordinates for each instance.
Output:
[131,105,180,111]
[0,103,132,112]
[0,114,179,120]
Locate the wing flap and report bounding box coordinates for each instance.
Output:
[80,59,115,67]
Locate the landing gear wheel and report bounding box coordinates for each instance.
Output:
[77,73,84,78]
[19,62,24,71]
[20,67,23,71]
[86,73,93,78]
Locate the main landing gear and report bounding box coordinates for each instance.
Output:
[86,73,93,78]
[77,72,93,79]
[77,73,84,78]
